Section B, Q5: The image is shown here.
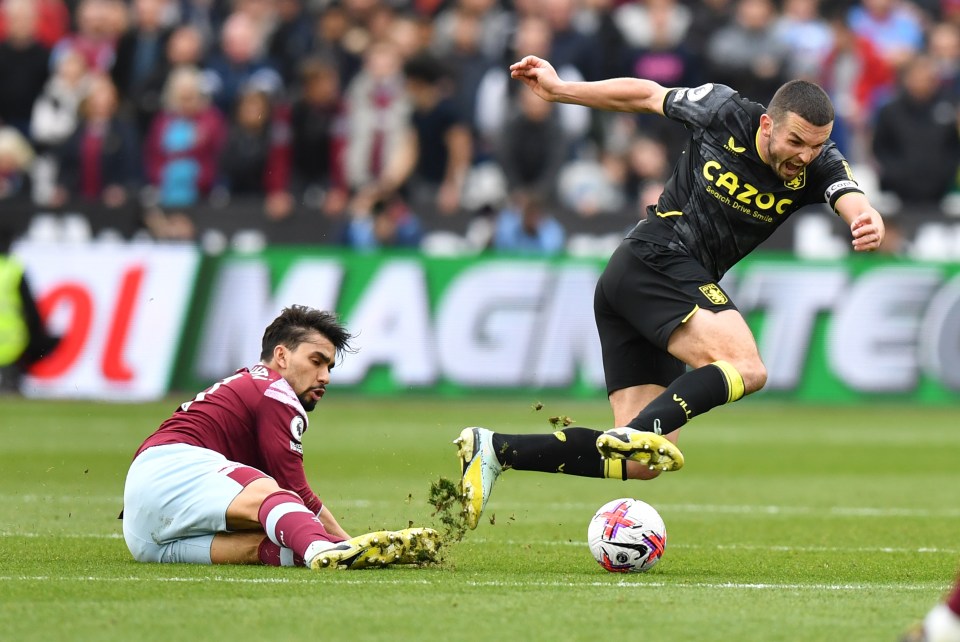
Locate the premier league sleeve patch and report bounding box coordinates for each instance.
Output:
[289,415,305,443]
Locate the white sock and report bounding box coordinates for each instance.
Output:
[303,540,339,565]
[924,604,960,642]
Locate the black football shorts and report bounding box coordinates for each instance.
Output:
[594,238,738,394]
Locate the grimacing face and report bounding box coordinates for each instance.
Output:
[276,332,336,412]
[761,112,832,182]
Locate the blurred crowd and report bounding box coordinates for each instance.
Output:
[0,0,959,253]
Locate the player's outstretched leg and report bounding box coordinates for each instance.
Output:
[380,527,442,565]
[308,527,441,570]
[307,530,393,570]
[596,427,684,472]
[454,427,503,530]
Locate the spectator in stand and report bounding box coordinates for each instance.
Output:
[132,24,207,138]
[682,0,732,73]
[50,0,122,74]
[267,0,314,87]
[772,0,833,80]
[848,0,925,70]
[491,190,565,255]
[390,11,434,62]
[30,49,90,152]
[617,0,695,85]
[398,50,473,218]
[434,9,497,154]
[230,0,278,43]
[0,0,69,50]
[219,85,294,221]
[0,126,34,202]
[0,0,51,138]
[497,86,567,207]
[341,192,423,250]
[310,3,362,90]
[111,0,173,114]
[432,0,512,64]
[617,0,697,164]
[30,48,91,204]
[819,4,895,162]
[619,134,671,215]
[54,74,140,208]
[541,0,600,81]
[928,21,960,101]
[475,16,590,156]
[340,39,411,211]
[872,54,960,205]
[577,0,631,82]
[705,0,789,105]
[203,11,283,117]
[289,57,348,216]
[143,65,226,210]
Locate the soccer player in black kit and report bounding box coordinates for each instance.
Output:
[454,55,886,529]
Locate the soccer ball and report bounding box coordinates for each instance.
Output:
[587,497,667,573]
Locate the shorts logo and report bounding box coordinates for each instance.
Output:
[699,283,729,305]
[290,416,305,442]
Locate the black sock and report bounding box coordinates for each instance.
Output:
[491,427,626,480]
[627,362,744,435]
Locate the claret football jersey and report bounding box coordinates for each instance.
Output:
[135,365,322,513]
[629,83,863,280]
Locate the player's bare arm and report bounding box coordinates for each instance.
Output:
[509,55,670,115]
[317,505,350,540]
[835,191,885,252]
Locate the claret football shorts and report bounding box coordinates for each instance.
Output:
[594,238,738,394]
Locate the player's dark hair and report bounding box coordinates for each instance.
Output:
[260,305,355,362]
[767,80,834,127]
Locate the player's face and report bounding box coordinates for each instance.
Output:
[761,112,832,182]
[280,332,336,412]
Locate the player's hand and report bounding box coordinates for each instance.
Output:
[509,55,563,102]
[850,211,885,252]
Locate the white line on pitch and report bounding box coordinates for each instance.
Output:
[464,539,960,555]
[1,532,956,556]
[3,495,959,518]
[0,575,948,592]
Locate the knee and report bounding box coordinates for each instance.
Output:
[741,360,767,394]
[724,358,766,395]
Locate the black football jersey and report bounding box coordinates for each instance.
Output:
[628,83,862,279]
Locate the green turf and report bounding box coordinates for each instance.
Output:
[0,396,957,641]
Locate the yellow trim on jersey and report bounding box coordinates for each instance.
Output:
[713,360,745,403]
[656,210,683,218]
[604,458,626,480]
[681,305,700,324]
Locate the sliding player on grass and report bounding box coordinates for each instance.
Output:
[456,55,886,529]
[122,305,439,569]
[903,568,960,642]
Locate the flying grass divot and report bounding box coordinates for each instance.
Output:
[428,476,469,545]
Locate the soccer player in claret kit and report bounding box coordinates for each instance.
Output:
[903,569,960,642]
[122,305,439,569]
[455,55,886,529]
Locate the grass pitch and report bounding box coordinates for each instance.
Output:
[1,395,957,641]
